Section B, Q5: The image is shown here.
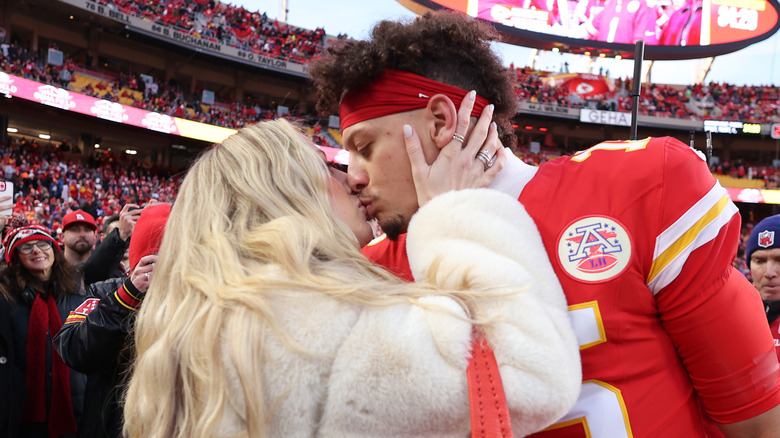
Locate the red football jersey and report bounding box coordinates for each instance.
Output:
[363,137,780,436]
[771,317,780,362]
[362,233,413,282]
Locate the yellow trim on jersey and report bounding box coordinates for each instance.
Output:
[648,195,730,284]
[569,301,607,350]
[537,380,634,437]
[365,233,387,247]
[570,138,651,162]
[647,181,737,293]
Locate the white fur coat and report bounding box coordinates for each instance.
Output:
[219,189,581,437]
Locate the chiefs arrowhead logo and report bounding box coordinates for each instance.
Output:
[575,83,595,95]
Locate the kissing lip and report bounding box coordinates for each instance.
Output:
[359,199,374,218]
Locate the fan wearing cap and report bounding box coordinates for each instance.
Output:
[53,203,171,438]
[0,217,84,438]
[61,209,98,268]
[745,214,780,362]
[62,208,140,289]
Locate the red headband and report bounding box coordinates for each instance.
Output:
[338,69,490,130]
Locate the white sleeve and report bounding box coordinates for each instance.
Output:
[406,188,582,437]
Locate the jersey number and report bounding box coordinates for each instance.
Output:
[571,139,650,162]
[531,301,634,438]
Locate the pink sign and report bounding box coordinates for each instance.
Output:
[725,187,764,204]
[0,72,179,136]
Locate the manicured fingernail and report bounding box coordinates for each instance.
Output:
[403,124,413,138]
[488,104,494,112]
[491,121,497,130]
[468,90,476,100]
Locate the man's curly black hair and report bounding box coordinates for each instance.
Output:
[308,10,518,147]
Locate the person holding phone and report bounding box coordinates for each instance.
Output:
[83,203,144,285]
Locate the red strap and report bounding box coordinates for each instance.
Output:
[468,330,514,438]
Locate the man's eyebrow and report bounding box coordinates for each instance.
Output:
[343,126,371,150]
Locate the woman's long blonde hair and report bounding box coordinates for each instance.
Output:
[123,119,488,438]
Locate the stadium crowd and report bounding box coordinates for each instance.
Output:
[99,0,327,64]
[0,41,323,132]
[512,66,780,123]
[4,5,780,437]
[0,137,179,239]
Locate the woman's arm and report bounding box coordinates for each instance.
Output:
[405,188,582,437]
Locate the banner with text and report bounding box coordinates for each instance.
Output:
[0,72,236,144]
[58,0,308,76]
[517,102,580,118]
[579,109,632,127]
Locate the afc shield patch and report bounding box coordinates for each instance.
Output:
[557,216,633,283]
[759,230,775,248]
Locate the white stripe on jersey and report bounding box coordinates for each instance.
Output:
[647,181,738,294]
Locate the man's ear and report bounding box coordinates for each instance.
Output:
[425,94,458,151]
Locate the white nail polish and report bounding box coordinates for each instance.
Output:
[403,124,413,138]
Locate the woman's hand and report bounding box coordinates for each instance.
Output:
[403,90,506,207]
[130,254,158,293]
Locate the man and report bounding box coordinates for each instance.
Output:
[659,0,703,46]
[308,10,780,436]
[63,205,142,287]
[100,214,120,243]
[54,203,170,438]
[80,194,100,221]
[94,204,142,279]
[586,0,660,44]
[61,209,98,267]
[746,214,780,361]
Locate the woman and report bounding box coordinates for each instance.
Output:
[123,113,581,437]
[0,218,85,438]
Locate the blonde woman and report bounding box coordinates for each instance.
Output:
[123,111,581,437]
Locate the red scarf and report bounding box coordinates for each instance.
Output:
[22,293,77,438]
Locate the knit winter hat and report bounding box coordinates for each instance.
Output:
[746,214,780,262]
[4,220,59,264]
[128,203,171,270]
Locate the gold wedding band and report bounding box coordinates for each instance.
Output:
[452,133,465,143]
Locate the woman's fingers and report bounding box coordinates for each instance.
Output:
[403,93,505,206]
[453,90,477,144]
[130,254,158,292]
